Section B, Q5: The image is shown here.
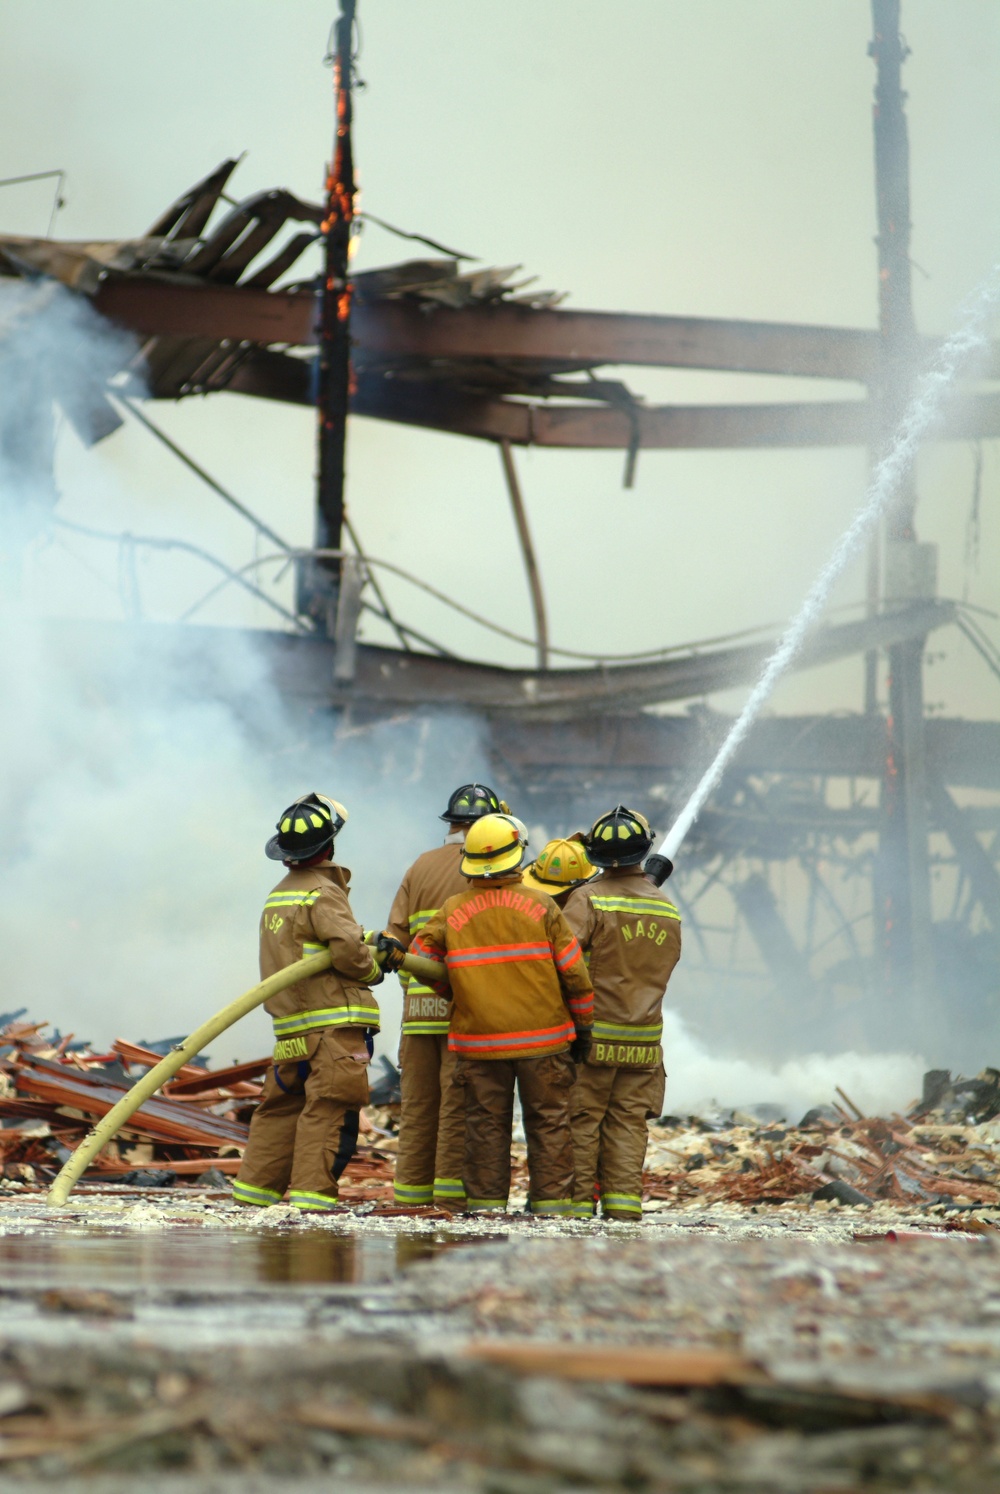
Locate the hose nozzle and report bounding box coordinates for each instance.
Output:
[644,853,674,887]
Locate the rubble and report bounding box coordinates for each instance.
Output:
[0,1013,401,1204]
[641,1080,1000,1212]
[4,1008,1000,1228]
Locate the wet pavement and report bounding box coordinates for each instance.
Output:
[0,1220,441,1290]
[0,1193,999,1487]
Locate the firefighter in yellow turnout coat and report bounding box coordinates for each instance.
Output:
[234,793,383,1213]
[563,806,681,1221]
[412,814,594,1215]
[382,783,508,1209]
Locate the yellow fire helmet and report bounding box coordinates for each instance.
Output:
[521,836,598,898]
[460,812,526,879]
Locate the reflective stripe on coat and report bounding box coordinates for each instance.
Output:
[413,879,593,1060]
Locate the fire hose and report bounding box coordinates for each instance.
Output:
[45,945,445,1207]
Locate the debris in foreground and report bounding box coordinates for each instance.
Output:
[0,1318,993,1489]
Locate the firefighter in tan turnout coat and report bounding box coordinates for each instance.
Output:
[382,783,507,1208]
[234,793,383,1214]
[412,814,594,1215]
[563,806,681,1221]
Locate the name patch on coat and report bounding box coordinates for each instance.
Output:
[588,1041,663,1070]
[447,888,545,931]
[404,993,450,1023]
[273,1035,310,1062]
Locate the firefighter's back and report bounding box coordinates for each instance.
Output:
[561,804,681,1222]
[568,868,681,1060]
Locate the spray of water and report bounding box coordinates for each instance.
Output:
[658,266,1000,862]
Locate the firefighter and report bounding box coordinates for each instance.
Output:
[412,813,594,1216]
[562,805,681,1222]
[233,792,383,1214]
[380,783,508,1209]
[520,835,598,906]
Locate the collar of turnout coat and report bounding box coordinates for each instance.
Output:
[282,858,352,889]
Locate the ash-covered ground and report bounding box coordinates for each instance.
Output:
[0,1189,999,1491]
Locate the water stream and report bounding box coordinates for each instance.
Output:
[657,266,1000,864]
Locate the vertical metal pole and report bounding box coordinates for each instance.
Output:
[863,527,880,714]
[869,0,934,1038]
[500,438,549,671]
[304,0,357,635]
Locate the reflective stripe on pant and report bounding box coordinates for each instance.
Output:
[394,1032,466,1207]
[456,1050,576,1212]
[234,1026,368,1208]
[570,1062,665,1219]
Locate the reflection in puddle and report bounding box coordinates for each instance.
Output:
[0,1229,489,1290]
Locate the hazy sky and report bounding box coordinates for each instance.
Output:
[2,0,999,721]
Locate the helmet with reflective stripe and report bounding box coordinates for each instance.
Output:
[265,792,348,862]
[440,782,506,825]
[584,804,653,868]
[521,835,597,897]
[460,812,525,879]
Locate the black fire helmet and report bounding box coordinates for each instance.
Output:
[265,792,348,863]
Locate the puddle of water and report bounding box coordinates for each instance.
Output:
[0,1229,463,1290]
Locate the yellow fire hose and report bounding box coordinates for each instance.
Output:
[45,945,445,1207]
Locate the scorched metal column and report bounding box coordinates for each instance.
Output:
[869,0,934,1039]
[304,0,357,633]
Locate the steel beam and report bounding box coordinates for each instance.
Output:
[91,277,316,345]
[930,780,1000,932]
[323,601,955,718]
[729,874,813,995]
[90,277,1000,381]
[495,713,1000,792]
[221,355,1000,448]
[870,0,934,1030]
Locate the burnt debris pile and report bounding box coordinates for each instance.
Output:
[644,1078,1000,1211]
[4,1004,1000,1219]
[0,1011,405,1199]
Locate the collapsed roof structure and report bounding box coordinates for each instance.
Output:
[1,0,998,1057]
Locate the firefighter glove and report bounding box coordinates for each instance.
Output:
[376,931,407,972]
[569,1026,592,1064]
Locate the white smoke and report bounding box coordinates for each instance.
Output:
[0,278,489,1062]
[660,1009,924,1120]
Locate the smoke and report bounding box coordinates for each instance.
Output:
[660,1010,924,1120]
[0,278,490,1062]
[0,606,492,1061]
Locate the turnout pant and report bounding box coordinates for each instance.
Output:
[234,1027,370,1212]
[570,1062,666,1220]
[394,1033,467,1207]
[457,1050,576,1215]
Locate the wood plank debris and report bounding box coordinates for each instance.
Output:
[465,1342,762,1386]
[4,1009,1000,1212]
